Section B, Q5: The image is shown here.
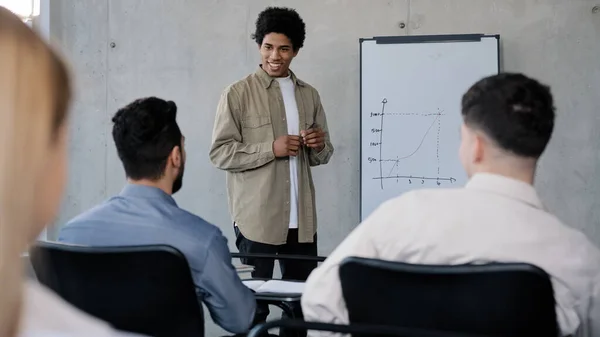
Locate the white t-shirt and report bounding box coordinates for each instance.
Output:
[19,281,146,337]
[276,75,299,229]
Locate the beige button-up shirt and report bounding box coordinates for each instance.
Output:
[302,173,600,337]
[209,67,333,245]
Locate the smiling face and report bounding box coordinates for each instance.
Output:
[259,32,298,77]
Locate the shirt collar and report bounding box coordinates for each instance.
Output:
[119,183,177,207]
[255,65,306,89]
[465,173,544,209]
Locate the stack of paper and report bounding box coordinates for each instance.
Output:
[242,280,305,294]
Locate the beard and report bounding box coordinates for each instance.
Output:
[172,162,184,194]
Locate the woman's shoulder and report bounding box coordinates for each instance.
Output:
[18,281,146,337]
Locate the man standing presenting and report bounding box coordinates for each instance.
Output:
[210,6,333,322]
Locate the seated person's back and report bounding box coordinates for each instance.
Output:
[301,73,600,337]
[59,97,255,334]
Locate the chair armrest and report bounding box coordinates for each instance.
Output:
[247,319,494,337]
[231,252,326,262]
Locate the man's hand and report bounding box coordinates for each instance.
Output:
[301,127,325,152]
[273,135,301,157]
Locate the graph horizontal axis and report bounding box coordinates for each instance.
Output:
[372,175,456,183]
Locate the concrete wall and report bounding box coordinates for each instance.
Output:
[49,0,600,333]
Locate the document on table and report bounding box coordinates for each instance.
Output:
[242,280,305,294]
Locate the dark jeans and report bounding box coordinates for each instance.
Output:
[234,226,318,324]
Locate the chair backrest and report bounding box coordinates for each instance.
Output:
[339,257,558,337]
[29,241,204,337]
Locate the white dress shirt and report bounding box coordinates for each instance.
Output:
[19,281,145,337]
[301,173,600,337]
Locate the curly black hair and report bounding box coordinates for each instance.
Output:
[111,97,182,180]
[251,7,306,51]
[461,73,555,158]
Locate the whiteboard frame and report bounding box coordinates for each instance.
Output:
[358,34,501,221]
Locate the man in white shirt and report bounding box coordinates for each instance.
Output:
[301,73,600,336]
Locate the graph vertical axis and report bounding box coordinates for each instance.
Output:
[378,98,387,189]
[436,110,441,175]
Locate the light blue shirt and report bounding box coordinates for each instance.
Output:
[59,184,256,334]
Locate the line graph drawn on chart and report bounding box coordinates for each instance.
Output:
[366,98,457,190]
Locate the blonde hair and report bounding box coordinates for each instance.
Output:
[0,7,71,337]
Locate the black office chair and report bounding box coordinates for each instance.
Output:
[248,257,559,337]
[29,241,204,337]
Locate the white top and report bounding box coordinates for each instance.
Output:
[302,173,600,337]
[276,75,300,229]
[18,281,145,337]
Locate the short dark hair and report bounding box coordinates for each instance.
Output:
[461,73,555,158]
[111,97,182,180]
[252,7,306,51]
